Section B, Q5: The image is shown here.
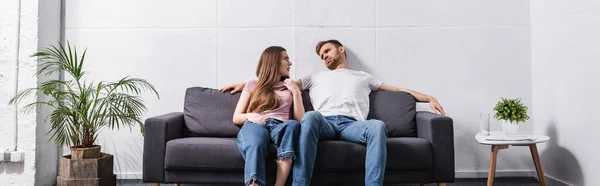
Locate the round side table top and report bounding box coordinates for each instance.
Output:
[475,132,550,145]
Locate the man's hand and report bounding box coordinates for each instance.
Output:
[219,83,245,94]
[428,97,446,116]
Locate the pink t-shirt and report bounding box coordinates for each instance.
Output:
[243,80,292,121]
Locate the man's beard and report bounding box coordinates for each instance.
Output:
[326,54,341,70]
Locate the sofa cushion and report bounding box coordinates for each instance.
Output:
[184,87,416,137]
[184,87,241,137]
[302,90,417,137]
[367,91,417,137]
[165,137,431,172]
[164,137,278,171]
[314,138,432,171]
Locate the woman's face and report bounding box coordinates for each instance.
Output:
[278,51,292,78]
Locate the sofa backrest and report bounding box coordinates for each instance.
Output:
[301,91,417,137]
[184,87,242,137]
[184,87,417,138]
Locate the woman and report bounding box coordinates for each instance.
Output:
[233,46,305,186]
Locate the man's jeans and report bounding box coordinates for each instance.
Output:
[292,111,387,186]
[237,118,300,186]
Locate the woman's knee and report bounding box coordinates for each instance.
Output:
[244,138,269,151]
[239,124,270,148]
[286,120,301,131]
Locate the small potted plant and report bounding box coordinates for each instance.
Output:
[493,97,530,135]
[9,42,159,186]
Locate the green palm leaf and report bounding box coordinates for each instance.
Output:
[8,41,159,148]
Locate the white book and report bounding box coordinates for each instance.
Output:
[485,135,537,141]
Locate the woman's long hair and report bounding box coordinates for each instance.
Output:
[246,46,286,114]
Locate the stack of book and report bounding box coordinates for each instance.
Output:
[485,135,537,141]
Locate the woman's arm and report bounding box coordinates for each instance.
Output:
[291,91,305,121]
[284,79,305,121]
[232,90,251,125]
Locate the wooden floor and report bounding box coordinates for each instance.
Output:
[121,177,546,186]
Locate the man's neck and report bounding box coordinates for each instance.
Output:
[335,60,349,70]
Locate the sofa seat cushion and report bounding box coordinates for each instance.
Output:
[314,138,432,171]
[165,137,431,172]
[165,137,280,171]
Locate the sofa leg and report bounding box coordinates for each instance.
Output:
[420,184,426,186]
[174,184,180,186]
[437,183,447,186]
[151,184,159,186]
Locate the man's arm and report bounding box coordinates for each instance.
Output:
[219,80,303,94]
[377,83,446,116]
[219,82,246,94]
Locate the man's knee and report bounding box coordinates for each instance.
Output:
[301,111,323,129]
[367,120,387,137]
[302,111,322,121]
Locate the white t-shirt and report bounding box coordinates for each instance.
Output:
[301,68,383,121]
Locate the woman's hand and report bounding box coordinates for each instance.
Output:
[284,79,301,95]
[246,113,266,124]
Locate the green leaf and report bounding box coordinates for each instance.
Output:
[9,41,160,148]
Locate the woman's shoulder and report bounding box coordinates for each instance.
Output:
[243,79,258,91]
[246,79,258,84]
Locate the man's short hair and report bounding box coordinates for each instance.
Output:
[315,39,346,57]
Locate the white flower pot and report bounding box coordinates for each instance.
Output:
[501,120,519,135]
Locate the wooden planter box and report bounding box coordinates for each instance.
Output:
[57,153,116,186]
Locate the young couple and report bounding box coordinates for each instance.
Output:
[222,40,446,186]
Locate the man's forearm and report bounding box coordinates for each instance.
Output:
[397,88,431,102]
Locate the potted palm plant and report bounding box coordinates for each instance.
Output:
[9,42,159,186]
[493,97,530,135]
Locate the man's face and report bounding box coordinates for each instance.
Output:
[318,43,342,70]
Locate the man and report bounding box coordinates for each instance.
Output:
[221,40,445,186]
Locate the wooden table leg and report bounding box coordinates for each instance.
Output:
[487,145,508,186]
[529,144,547,186]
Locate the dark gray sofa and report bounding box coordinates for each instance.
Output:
[143,87,455,185]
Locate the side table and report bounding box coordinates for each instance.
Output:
[475,132,550,186]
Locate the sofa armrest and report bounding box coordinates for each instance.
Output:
[416,111,455,182]
[143,112,184,183]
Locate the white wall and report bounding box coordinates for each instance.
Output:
[0,0,20,154]
[0,1,39,185]
[0,0,60,185]
[63,0,534,178]
[531,1,600,185]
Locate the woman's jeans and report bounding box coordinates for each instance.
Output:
[237,118,300,186]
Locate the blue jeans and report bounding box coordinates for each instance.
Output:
[292,111,387,186]
[237,118,300,186]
